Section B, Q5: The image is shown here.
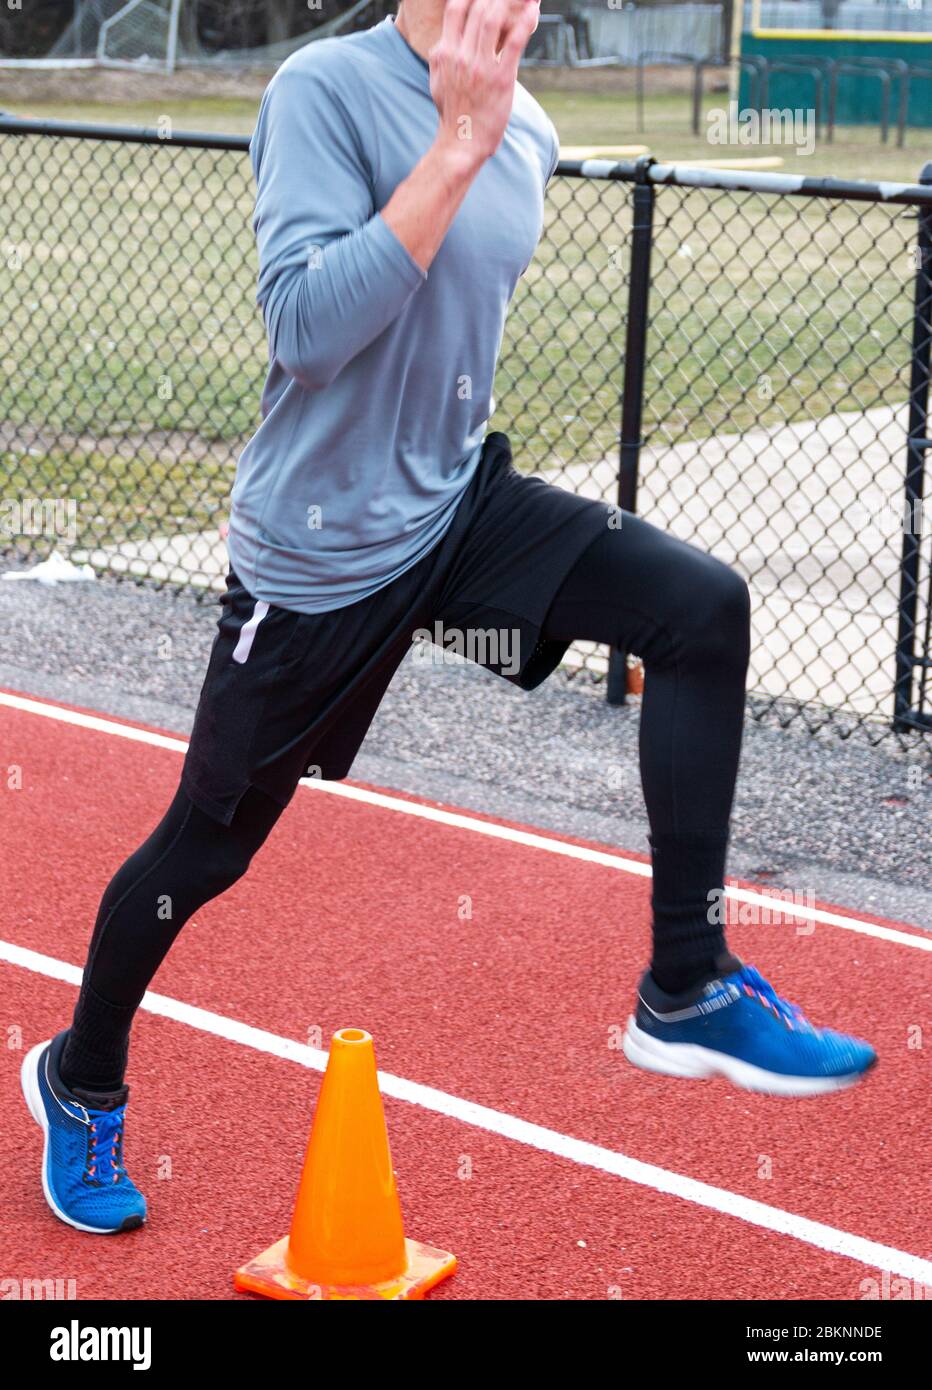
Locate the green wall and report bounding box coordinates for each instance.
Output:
[740,33,932,128]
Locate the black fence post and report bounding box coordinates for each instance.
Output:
[692,61,704,137]
[893,160,932,732]
[607,155,655,705]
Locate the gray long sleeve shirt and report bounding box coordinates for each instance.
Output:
[227,15,560,613]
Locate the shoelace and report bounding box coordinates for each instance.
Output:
[85,1107,128,1185]
[737,965,811,1032]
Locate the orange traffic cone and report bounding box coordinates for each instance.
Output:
[234,1028,457,1300]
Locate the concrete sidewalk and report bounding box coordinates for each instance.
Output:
[546,405,916,719]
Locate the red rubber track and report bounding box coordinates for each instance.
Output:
[1,692,929,1300]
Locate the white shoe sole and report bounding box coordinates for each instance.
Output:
[622,1017,870,1097]
[21,1039,141,1234]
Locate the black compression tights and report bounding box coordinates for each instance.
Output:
[61,516,750,1093]
[542,522,750,995]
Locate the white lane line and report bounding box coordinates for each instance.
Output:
[2,935,930,1287]
[1,688,930,952]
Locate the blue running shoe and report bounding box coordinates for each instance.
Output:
[624,963,877,1096]
[21,1031,147,1233]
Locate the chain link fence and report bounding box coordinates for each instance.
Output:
[1,117,930,745]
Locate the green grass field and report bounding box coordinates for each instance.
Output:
[0,80,924,555]
[6,75,931,182]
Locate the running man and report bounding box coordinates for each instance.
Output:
[22,0,875,1234]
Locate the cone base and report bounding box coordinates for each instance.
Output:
[234,1236,457,1301]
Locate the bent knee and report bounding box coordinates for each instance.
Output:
[710,561,751,633]
[677,558,751,669]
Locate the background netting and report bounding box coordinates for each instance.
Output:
[0,0,390,70]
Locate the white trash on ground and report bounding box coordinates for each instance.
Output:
[2,552,96,586]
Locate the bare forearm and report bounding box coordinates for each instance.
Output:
[382,135,484,273]
[383,0,540,273]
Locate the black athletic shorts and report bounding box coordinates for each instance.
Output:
[181,432,612,824]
